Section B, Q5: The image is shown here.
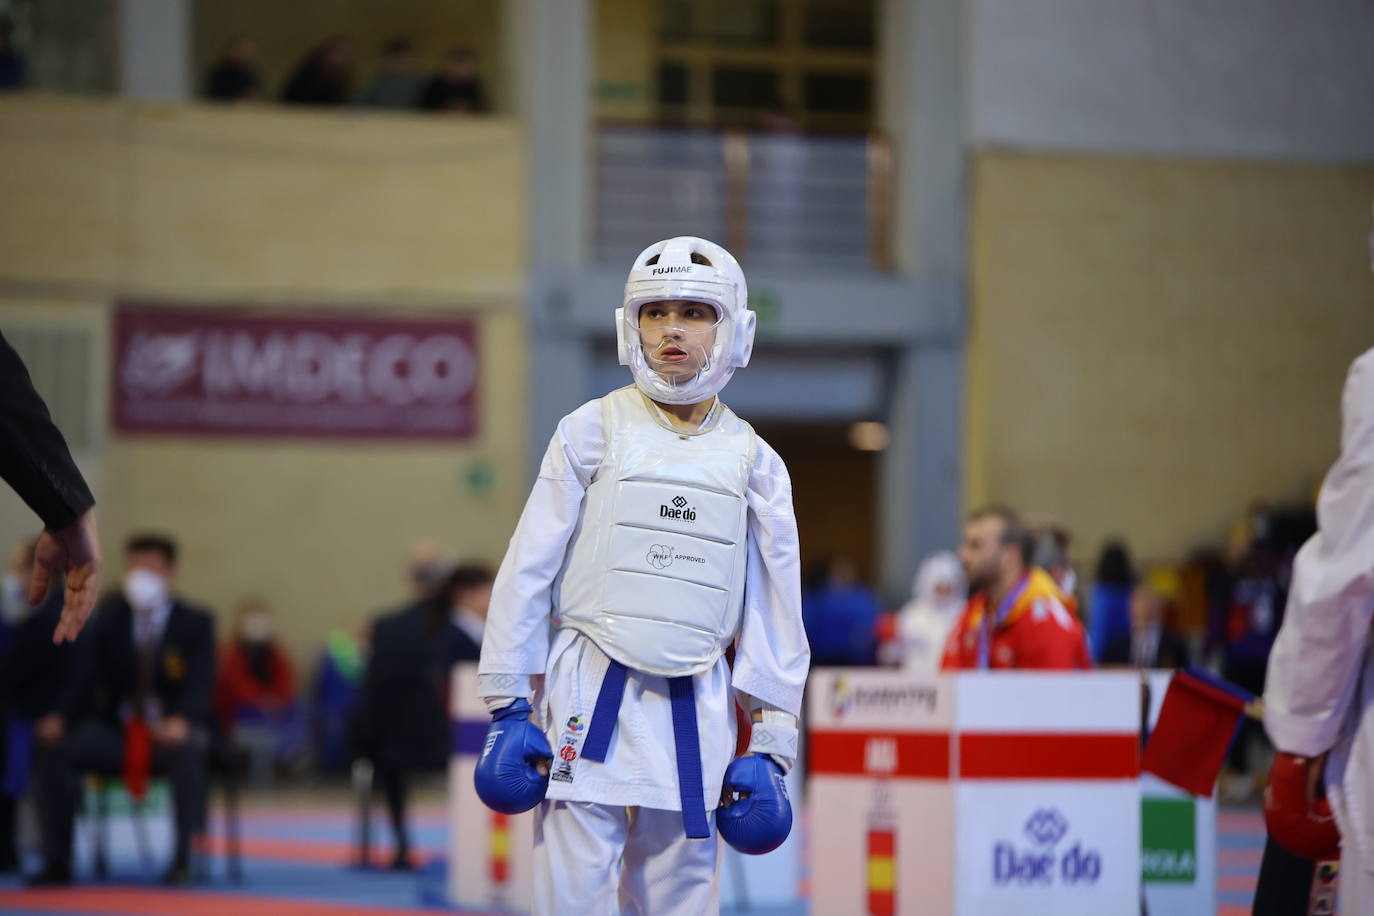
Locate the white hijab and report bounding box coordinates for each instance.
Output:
[895,551,967,673]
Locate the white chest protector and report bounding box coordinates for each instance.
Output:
[554,386,757,677]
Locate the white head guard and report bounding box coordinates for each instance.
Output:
[617,236,756,404]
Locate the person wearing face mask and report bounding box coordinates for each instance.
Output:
[214,599,299,787]
[0,536,71,872]
[887,551,967,674]
[30,533,215,887]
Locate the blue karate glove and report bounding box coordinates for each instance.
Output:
[473,699,553,815]
[717,752,792,855]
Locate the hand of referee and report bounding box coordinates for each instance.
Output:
[30,509,102,643]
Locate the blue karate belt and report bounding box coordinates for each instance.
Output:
[580,658,710,839]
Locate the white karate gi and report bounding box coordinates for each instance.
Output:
[478,391,810,915]
[1264,349,1374,914]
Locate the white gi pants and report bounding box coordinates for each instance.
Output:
[1326,640,1374,915]
[532,800,721,916]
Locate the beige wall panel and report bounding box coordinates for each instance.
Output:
[97,311,527,662]
[0,97,525,304]
[125,106,525,302]
[968,151,1374,563]
[0,97,131,289]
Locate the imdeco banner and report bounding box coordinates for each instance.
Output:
[113,303,479,439]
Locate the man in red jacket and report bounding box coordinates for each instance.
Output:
[941,506,1092,670]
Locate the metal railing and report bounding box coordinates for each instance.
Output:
[596,125,892,271]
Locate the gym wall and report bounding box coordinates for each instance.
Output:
[0,95,528,660]
[966,149,1374,561]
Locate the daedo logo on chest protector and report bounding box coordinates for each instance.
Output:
[660,494,697,522]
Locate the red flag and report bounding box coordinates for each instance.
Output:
[1141,669,1248,796]
[122,716,152,801]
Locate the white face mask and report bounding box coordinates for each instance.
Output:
[1,573,28,623]
[241,614,272,643]
[124,568,169,613]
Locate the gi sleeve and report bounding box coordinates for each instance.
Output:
[732,436,811,721]
[1264,349,1374,756]
[0,331,95,531]
[477,400,604,697]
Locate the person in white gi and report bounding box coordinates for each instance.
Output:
[1264,346,1374,914]
[475,236,810,915]
[884,550,966,673]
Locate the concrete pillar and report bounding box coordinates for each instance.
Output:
[879,336,966,600]
[118,0,191,101]
[875,0,969,598]
[514,0,597,480]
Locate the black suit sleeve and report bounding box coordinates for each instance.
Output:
[0,330,95,530]
[56,605,104,720]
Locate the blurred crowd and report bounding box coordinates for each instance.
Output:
[205,35,488,114]
[806,499,1315,801]
[0,20,490,116]
[0,531,493,884]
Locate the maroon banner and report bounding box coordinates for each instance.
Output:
[113,303,479,439]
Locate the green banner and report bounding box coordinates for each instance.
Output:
[1141,797,1197,884]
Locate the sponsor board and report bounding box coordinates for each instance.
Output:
[955,783,1139,915]
[1141,798,1196,884]
[113,303,478,439]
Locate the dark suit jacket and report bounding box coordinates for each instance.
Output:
[0,331,94,530]
[356,602,448,771]
[62,594,217,728]
[1101,630,1190,670]
[0,596,74,718]
[444,621,482,668]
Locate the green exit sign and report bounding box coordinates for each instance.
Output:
[749,288,781,331]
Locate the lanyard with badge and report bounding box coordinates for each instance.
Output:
[977,575,1030,669]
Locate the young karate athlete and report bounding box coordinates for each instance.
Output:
[474,236,810,915]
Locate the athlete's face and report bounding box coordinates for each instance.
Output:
[635,299,720,379]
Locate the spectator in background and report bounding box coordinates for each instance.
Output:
[419,47,488,114]
[803,555,881,667]
[1088,540,1135,662]
[281,36,354,106]
[215,598,301,787]
[354,564,453,870]
[1214,519,1289,797]
[941,507,1091,670]
[1031,524,1078,615]
[440,564,493,669]
[1100,579,1189,669]
[32,534,215,886]
[355,36,422,109]
[310,626,364,774]
[202,35,261,103]
[0,536,71,873]
[885,551,966,673]
[0,16,26,90]
[404,539,448,607]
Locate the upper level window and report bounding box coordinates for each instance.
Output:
[654,0,874,132]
